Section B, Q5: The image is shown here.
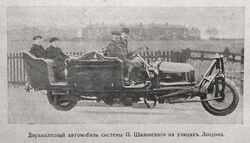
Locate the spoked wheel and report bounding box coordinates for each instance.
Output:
[201,78,240,116]
[47,90,79,111]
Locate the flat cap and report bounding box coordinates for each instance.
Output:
[49,37,59,43]
[111,31,121,36]
[33,35,42,40]
[121,27,129,34]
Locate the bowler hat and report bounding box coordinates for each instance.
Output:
[49,37,59,43]
[111,31,121,36]
[33,35,42,40]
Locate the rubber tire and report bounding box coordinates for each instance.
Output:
[201,78,240,116]
[47,90,78,111]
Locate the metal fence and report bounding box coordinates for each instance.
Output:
[7,48,244,93]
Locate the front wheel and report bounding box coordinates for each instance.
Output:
[201,78,240,116]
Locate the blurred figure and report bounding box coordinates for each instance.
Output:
[29,35,45,58]
[45,37,69,82]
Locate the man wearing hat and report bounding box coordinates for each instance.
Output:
[29,35,45,58]
[104,30,126,60]
[45,37,69,82]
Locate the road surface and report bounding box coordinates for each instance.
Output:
[8,85,243,124]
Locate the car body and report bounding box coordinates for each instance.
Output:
[23,48,240,116]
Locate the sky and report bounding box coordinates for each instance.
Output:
[7,7,244,39]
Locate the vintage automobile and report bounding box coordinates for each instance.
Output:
[23,47,240,116]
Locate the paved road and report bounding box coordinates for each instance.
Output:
[8,86,243,124]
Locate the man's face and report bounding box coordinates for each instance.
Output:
[34,38,42,45]
[121,33,128,40]
[51,41,58,47]
[112,35,120,42]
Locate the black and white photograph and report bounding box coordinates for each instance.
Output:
[6,6,244,124]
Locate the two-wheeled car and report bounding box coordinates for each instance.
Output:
[23,47,240,116]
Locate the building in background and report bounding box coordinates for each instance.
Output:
[7,22,201,41]
[81,22,201,41]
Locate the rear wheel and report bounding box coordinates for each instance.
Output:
[201,78,240,116]
[47,90,78,111]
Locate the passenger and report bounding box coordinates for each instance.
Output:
[29,35,45,58]
[44,37,69,82]
[104,31,126,60]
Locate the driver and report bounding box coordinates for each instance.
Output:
[119,28,143,83]
[104,29,143,84]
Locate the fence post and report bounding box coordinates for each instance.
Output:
[16,52,20,84]
[162,51,166,61]
[181,48,191,63]
[13,53,16,84]
[19,52,23,85]
[200,51,204,61]
[23,54,26,83]
[155,51,158,61]
[158,50,162,61]
[9,53,13,84]
[166,51,170,62]
[170,51,174,62]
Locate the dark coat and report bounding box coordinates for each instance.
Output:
[105,40,126,60]
[29,44,45,58]
[44,45,69,74]
[120,39,128,58]
[44,45,68,60]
